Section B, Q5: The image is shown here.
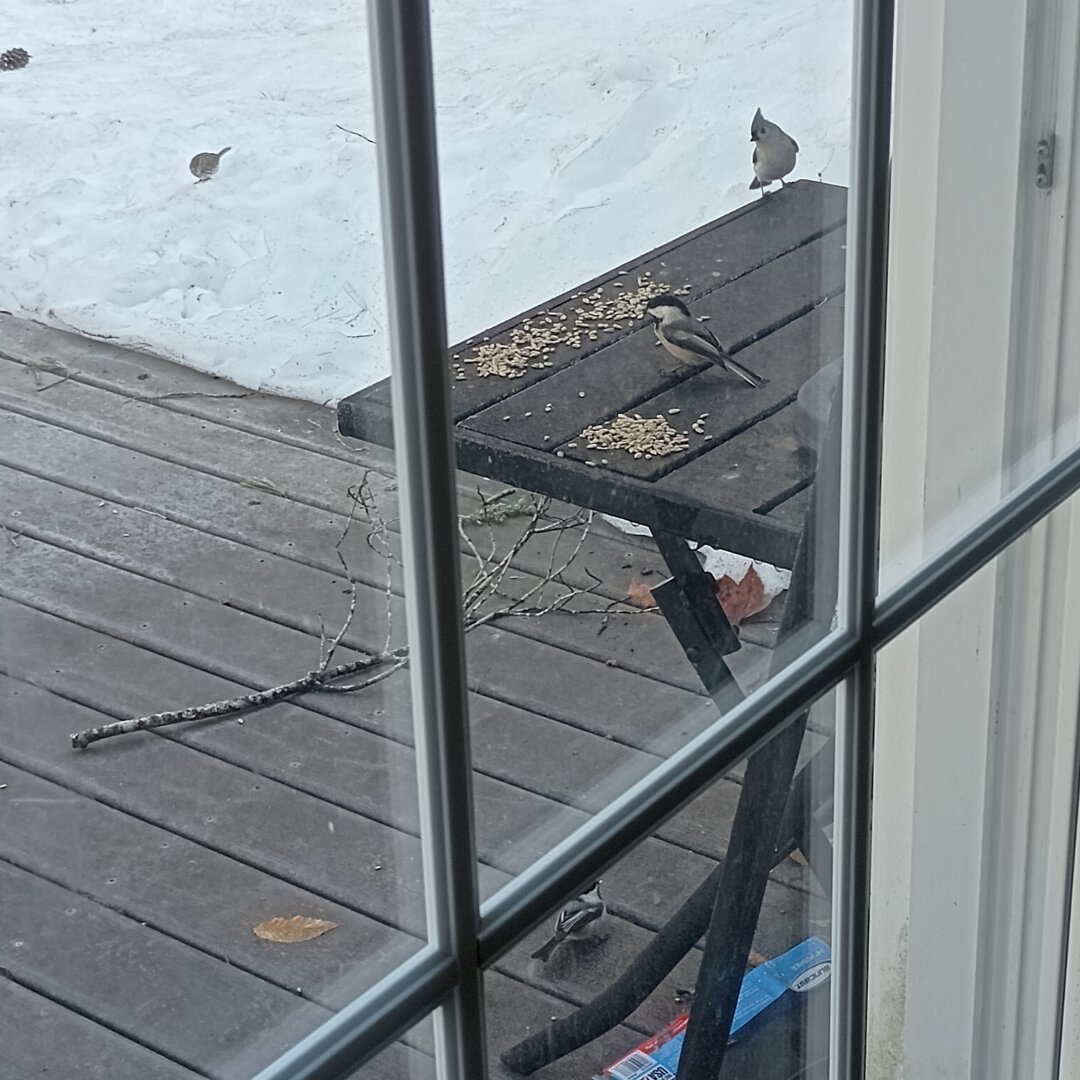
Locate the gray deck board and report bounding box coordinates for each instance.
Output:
[0,978,203,1080]
[0,318,825,1078]
[0,759,421,1011]
[0,861,331,1078]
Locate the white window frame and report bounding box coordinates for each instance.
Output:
[870,0,1080,1074]
[248,2,1080,1078]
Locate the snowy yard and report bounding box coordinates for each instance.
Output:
[0,0,851,404]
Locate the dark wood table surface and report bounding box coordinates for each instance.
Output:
[339,180,847,570]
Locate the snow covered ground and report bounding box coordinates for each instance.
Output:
[0,0,852,404]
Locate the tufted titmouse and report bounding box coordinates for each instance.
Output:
[750,108,798,195]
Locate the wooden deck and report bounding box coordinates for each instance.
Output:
[0,315,828,1079]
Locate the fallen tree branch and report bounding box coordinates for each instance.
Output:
[70,650,406,749]
[71,480,637,750]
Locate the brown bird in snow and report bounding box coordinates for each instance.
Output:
[189,147,231,183]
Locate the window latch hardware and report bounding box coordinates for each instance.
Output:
[1036,135,1055,189]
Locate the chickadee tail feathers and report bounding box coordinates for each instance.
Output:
[749,177,762,190]
[726,356,768,388]
[218,147,232,157]
[530,938,558,963]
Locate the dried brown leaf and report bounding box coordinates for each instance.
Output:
[627,579,658,609]
[253,915,338,943]
[788,848,809,867]
[747,949,769,968]
[714,565,769,626]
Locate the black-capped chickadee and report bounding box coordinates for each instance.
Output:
[645,294,767,387]
[530,881,605,963]
[750,108,798,195]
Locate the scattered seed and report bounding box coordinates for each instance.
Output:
[524,411,532,417]
[578,414,689,458]
[542,435,550,441]
[668,408,681,415]
[502,415,511,421]
[556,450,565,457]
[586,460,596,467]
[578,391,586,398]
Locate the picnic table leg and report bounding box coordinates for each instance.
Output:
[675,394,842,1079]
[674,713,809,1080]
[649,529,742,697]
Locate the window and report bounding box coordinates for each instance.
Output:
[249,0,1080,1077]
[5,0,1079,1076]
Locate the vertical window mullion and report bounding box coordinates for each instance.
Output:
[834,0,895,1074]
[366,2,486,1077]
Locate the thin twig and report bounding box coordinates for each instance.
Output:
[336,124,376,144]
[71,478,610,749]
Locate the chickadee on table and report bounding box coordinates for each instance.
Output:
[645,294,767,387]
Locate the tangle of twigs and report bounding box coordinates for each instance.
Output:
[71,474,640,749]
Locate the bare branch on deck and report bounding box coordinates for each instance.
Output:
[70,479,638,750]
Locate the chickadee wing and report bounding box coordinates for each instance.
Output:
[752,146,759,166]
[666,323,730,365]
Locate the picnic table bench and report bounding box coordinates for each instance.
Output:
[338,178,846,1079]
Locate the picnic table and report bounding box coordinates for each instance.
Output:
[339,180,846,570]
[338,179,846,1078]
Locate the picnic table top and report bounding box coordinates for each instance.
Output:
[339,180,847,569]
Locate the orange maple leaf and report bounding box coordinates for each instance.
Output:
[714,566,769,626]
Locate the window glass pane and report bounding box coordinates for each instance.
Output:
[344,1015,436,1080]
[0,5,427,1072]
[486,703,836,1079]
[878,0,1080,591]
[870,495,1080,1074]
[366,0,854,894]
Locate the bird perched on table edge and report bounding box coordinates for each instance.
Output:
[750,107,799,195]
[530,880,606,963]
[190,146,232,183]
[644,293,767,388]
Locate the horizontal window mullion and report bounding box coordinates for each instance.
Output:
[874,441,1080,649]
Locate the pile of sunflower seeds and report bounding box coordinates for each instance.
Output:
[580,413,690,460]
[455,276,689,380]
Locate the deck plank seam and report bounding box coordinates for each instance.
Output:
[2,649,791,931]
[0,413,713,695]
[0,957,215,1078]
[0,843,339,1017]
[0,488,712,724]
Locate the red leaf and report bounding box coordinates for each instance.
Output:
[714,566,769,626]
